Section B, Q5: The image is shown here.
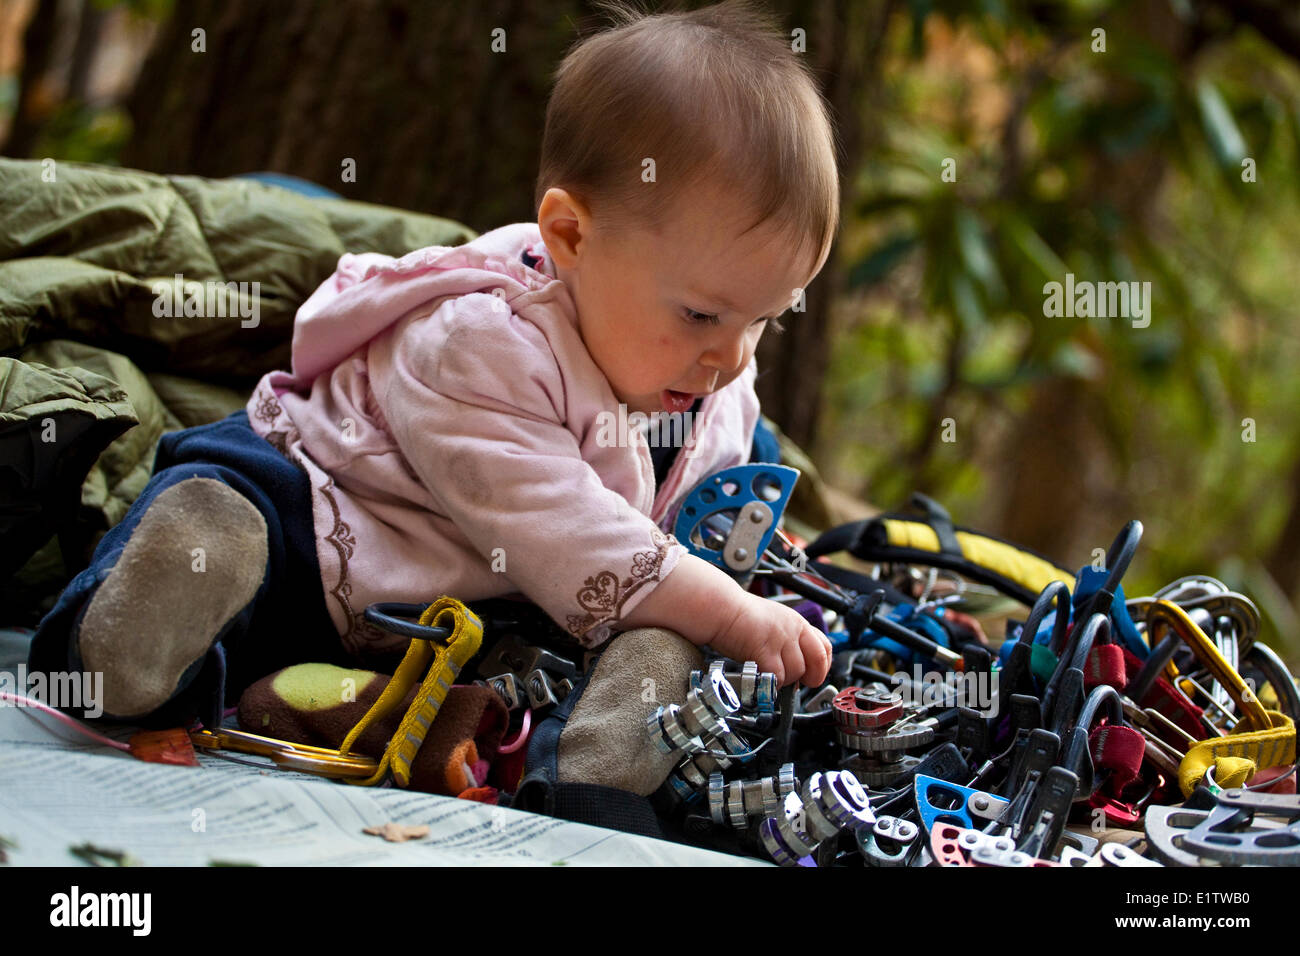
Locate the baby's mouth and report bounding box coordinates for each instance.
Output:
[660,389,695,413]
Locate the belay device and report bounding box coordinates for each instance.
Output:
[673,464,801,583]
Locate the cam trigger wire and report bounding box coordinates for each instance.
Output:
[697,737,773,761]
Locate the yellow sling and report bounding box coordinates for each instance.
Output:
[338,596,484,787]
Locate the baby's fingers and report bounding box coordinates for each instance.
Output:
[764,648,786,689]
[798,627,832,688]
[777,631,807,688]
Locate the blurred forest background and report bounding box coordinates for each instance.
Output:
[3,0,1299,654]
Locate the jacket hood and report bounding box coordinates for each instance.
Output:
[280,223,557,392]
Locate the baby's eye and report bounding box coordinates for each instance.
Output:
[683,307,721,326]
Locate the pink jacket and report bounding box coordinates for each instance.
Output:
[246,222,761,657]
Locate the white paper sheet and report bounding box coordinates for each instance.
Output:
[0,652,763,867]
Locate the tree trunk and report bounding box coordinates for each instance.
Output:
[2,0,60,158]
[758,0,890,450]
[120,0,581,232]
[66,0,107,103]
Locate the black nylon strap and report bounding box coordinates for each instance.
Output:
[512,773,665,841]
[805,492,961,565]
[910,491,962,556]
[805,519,867,560]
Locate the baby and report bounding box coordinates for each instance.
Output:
[29,0,838,726]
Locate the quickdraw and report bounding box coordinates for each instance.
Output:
[337,596,484,787]
[1142,600,1296,796]
[187,595,484,786]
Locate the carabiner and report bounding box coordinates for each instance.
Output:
[189,727,379,779]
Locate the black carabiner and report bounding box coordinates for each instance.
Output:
[1060,684,1125,795]
[1123,631,1179,704]
[1072,520,1143,629]
[1001,581,1071,709]
[363,602,454,643]
[1043,612,1110,732]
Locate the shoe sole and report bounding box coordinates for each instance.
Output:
[78,476,269,719]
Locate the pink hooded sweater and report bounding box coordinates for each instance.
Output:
[245,222,761,658]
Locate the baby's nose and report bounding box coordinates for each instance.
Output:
[701,334,747,375]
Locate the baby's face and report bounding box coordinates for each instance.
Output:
[542,186,825,418]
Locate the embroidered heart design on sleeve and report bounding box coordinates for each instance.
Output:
[577,570,621,612]
[631,549,662,578]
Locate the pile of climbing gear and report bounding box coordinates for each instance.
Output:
[643,464,1300,866]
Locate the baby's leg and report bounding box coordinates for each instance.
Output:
[27,410,340,728]
[75,475,267,720]
[555,628,703,795]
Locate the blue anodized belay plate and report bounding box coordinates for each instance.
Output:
[673,464,800,576]
[914,774,1009,834]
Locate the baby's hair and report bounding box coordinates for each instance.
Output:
[535,0,840,275]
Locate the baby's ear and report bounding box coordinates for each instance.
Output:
[537,188,589,269]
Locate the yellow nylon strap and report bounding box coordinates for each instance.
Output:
[881,519,1076,595]
[1178,710,1296,797]
[339,596,483,787]
[1208,757,1256,793]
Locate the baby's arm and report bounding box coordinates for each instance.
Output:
[619,552,831,687]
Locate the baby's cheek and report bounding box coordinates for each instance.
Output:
[638,331,675,364]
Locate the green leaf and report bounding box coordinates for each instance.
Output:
[1196,79,1248,167]
[950,271,985,331]
[955,207,1003,300]
[856,194,924,216]
[1004,215,1067,281]
[846,233,919,289]
[1049,340,1103,380]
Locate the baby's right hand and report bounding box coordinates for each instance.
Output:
[618,553,832,687]
[711,591,832,689]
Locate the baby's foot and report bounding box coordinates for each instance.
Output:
[76,477,268,719]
